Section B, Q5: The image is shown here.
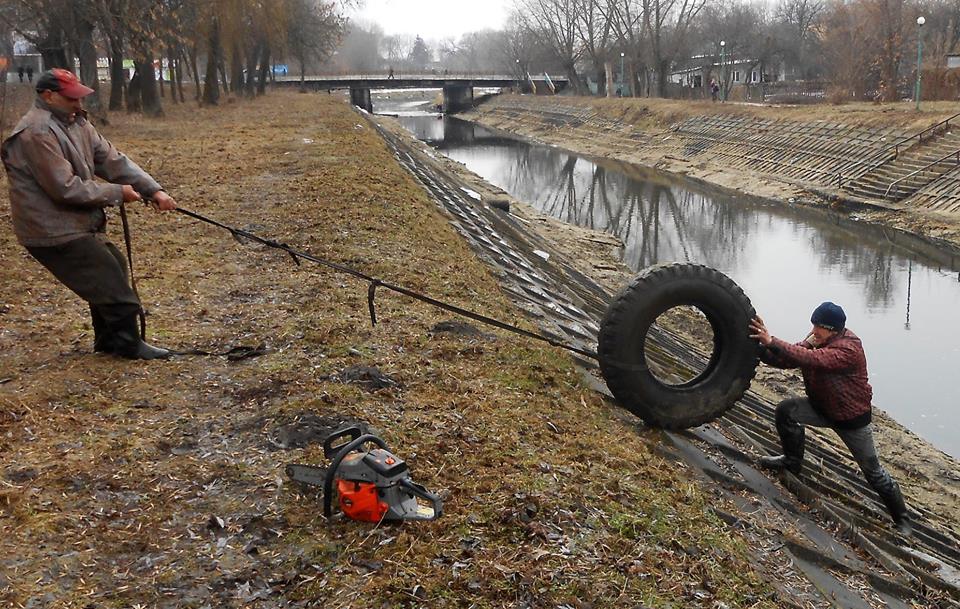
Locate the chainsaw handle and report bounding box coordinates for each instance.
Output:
[399,478,443,520]
[323,433,388,518]
[323,426,364,459]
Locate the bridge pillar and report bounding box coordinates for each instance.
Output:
[442,85,474,114]
[349,87,372,112]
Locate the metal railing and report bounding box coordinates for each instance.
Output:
[841,111,960,187]
[883,148,960,198]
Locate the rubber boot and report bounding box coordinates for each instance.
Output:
[760,402,806,475]
[90,305,115,353]
[111,316,171,360]
[758,454,802,475]
[877,480,912,536]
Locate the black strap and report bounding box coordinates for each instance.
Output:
[174,207,599,361]
[119,203,147,340]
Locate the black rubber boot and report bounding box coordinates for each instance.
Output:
[90,305,115,353]
[877,480,912,535]
[111,316,171,360]
[758,454,802,475]
[765,400,806,475]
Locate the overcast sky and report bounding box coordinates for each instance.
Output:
[349,0,514,40]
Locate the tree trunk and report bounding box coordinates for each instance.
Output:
[174,53,185,104]
[256,44,270,95]
[38,26,69,69]
[656,60,669,97]
[136,58,163,117]
[126,71,142,112]
[108,35,125,111]
[231,43,244,94]
[167,46,178,103]
[244,43,258,97]
[565,64,582,95]
[187,45,201,102]
[202,19,221,105]
[76,16,104,117]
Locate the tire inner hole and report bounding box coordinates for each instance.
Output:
[645,305,715,386]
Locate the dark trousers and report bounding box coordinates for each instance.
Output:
[775,397,906,520]
[27,236,141,350]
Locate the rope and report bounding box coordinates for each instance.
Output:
[119,204,147,340]
[174,206,599,361]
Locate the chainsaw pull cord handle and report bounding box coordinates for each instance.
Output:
[323,434,388,518]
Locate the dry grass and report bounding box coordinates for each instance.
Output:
[0,89,777,607]
[556,94,960,133]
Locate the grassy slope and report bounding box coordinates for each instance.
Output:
[0,89,774,608]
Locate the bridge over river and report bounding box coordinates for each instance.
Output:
[274,74,568,113]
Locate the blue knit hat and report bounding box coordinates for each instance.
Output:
[811,301,846,331]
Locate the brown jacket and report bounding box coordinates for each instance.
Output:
[2,99,162,247]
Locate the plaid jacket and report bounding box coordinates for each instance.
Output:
[2,99,161,247]
[760,329,872,426]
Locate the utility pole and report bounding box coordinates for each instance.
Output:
[720,41,726,102]
[620,52,625,96]
[915,16,925,111]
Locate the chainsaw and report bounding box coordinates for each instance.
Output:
[285,426,442,522]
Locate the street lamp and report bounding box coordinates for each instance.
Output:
[620,51,625,97]
[719,40,726,102]
[915,16,925,111]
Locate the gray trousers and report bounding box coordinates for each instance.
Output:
[776,397,897,495]
[26,236,141,344]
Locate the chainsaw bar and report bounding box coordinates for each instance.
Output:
[286,463,327,488]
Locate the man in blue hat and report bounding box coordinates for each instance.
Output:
[748,303,911,534]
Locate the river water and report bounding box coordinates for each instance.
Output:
[387,106,960,459]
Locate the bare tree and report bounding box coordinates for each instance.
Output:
[518,0,585,93]
[644,0,706,97]
[288,0,345,87]
[607,0,649,96]
[775,0,824,79]
[573,0,615,96]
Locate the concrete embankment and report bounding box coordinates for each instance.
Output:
[462,94,960,252]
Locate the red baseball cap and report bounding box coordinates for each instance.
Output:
[36,68,95,99]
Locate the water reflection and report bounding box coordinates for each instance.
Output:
[397,114,960,458]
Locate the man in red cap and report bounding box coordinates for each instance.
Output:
[2,68,177,359]
[749,304,911,535]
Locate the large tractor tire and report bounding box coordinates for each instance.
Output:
[597,263,760,429]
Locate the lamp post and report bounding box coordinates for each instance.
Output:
[516,58,521,92]
[719,40,726,102]
[915,16,925,111]
[620,51,625,96]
